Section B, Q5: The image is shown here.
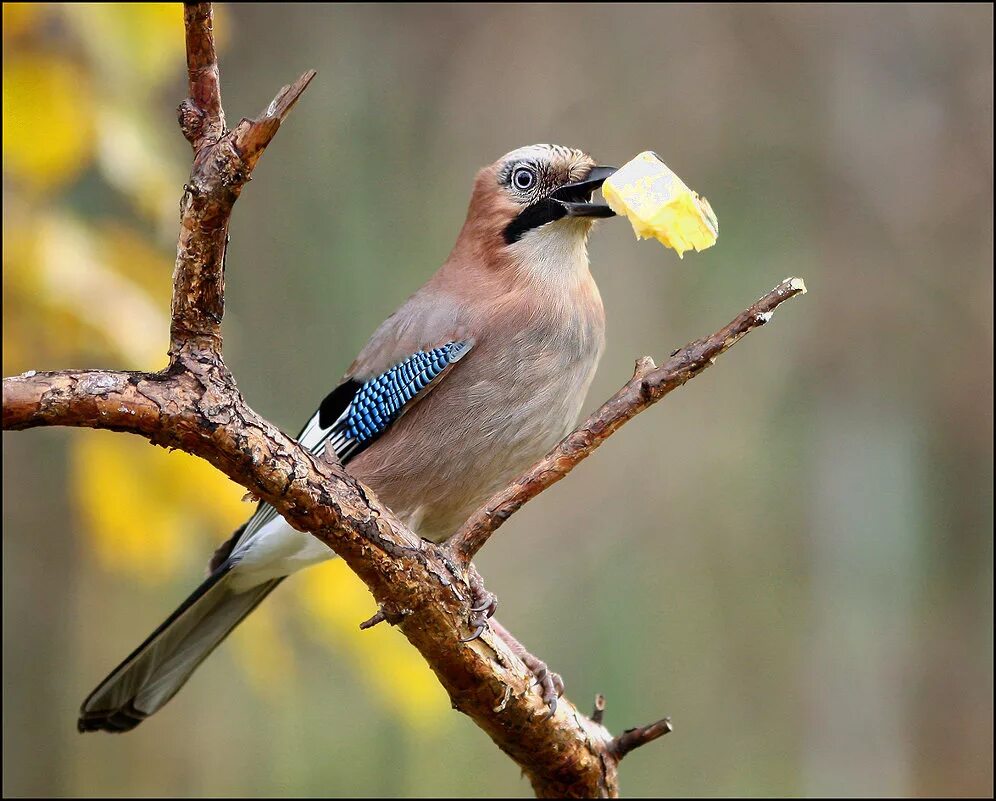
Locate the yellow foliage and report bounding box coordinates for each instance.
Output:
[72,434,248,583]
[298,561,448,728]
[6,211,171,370]
[231,603,298,703]
[63,4,185,89]
[95,105,187,232]
[5,3,444,727]
[98,222,175,310]
[2,54,95,191]
[2,4,45,42]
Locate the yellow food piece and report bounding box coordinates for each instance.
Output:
[602,151,718,258]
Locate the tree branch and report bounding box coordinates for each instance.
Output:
[180,3,225,149]
[172,2,315,360]
[233,70,317,169]
[2,370,160,434]
[1,4,806,796]
[611,718,674,760]
[448,277,807,564]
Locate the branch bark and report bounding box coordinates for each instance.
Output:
[1,4,805,796]
[180,3,225,151]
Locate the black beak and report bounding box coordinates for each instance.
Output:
[551,166,618,218]
[503,165,619,244]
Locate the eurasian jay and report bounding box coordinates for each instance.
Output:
[79,144,618,732]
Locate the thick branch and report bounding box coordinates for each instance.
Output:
[449,276,807,563]
[3,370,160,433]
[1,363,615,796]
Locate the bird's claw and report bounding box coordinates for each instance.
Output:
[460,620,488,643]
[529,662,565,718]
[462,575,498,642]
[469,585,498,618]
[474,615,564,718]
[470,596,496,613]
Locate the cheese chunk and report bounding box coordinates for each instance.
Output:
[602,151,718,257]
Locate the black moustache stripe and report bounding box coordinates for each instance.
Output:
[503,198,567,244]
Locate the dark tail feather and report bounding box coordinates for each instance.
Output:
[78,562,283,733]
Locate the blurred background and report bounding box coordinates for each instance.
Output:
[2,3,992,797]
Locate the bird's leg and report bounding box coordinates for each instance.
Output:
[488,619,564,717]
[460,566,498,642]
[452,563,561,714]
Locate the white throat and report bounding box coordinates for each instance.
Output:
[506,218,594,294]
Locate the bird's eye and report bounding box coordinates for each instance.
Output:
[511,167,536,192]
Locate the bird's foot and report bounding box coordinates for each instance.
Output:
[489,619,564,718]
[523,653,565,718]
[460,571,498,643]
[452,567,561,716]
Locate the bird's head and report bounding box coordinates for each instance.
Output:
[456,144,616,270]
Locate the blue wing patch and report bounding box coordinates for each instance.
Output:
[346,342,470,444]
[221,339,474,564]
[224,339,473,556]
[321,339,473,462]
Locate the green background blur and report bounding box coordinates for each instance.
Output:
[3,3,992,797]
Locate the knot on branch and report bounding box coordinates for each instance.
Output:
[177,98,208,145]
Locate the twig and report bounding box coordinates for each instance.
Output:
[233,70,317,169]
[592,694,606,725]
[359,610,386,630]
[449,277,806,564]
[171,6,315,359]
[611,718,674,760]
[180,2,225,151]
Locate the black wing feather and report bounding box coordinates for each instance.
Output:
[318,379,361,430]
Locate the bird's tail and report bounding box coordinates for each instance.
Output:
[78,561,282,733]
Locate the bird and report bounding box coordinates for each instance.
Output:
[78,144,618,732]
